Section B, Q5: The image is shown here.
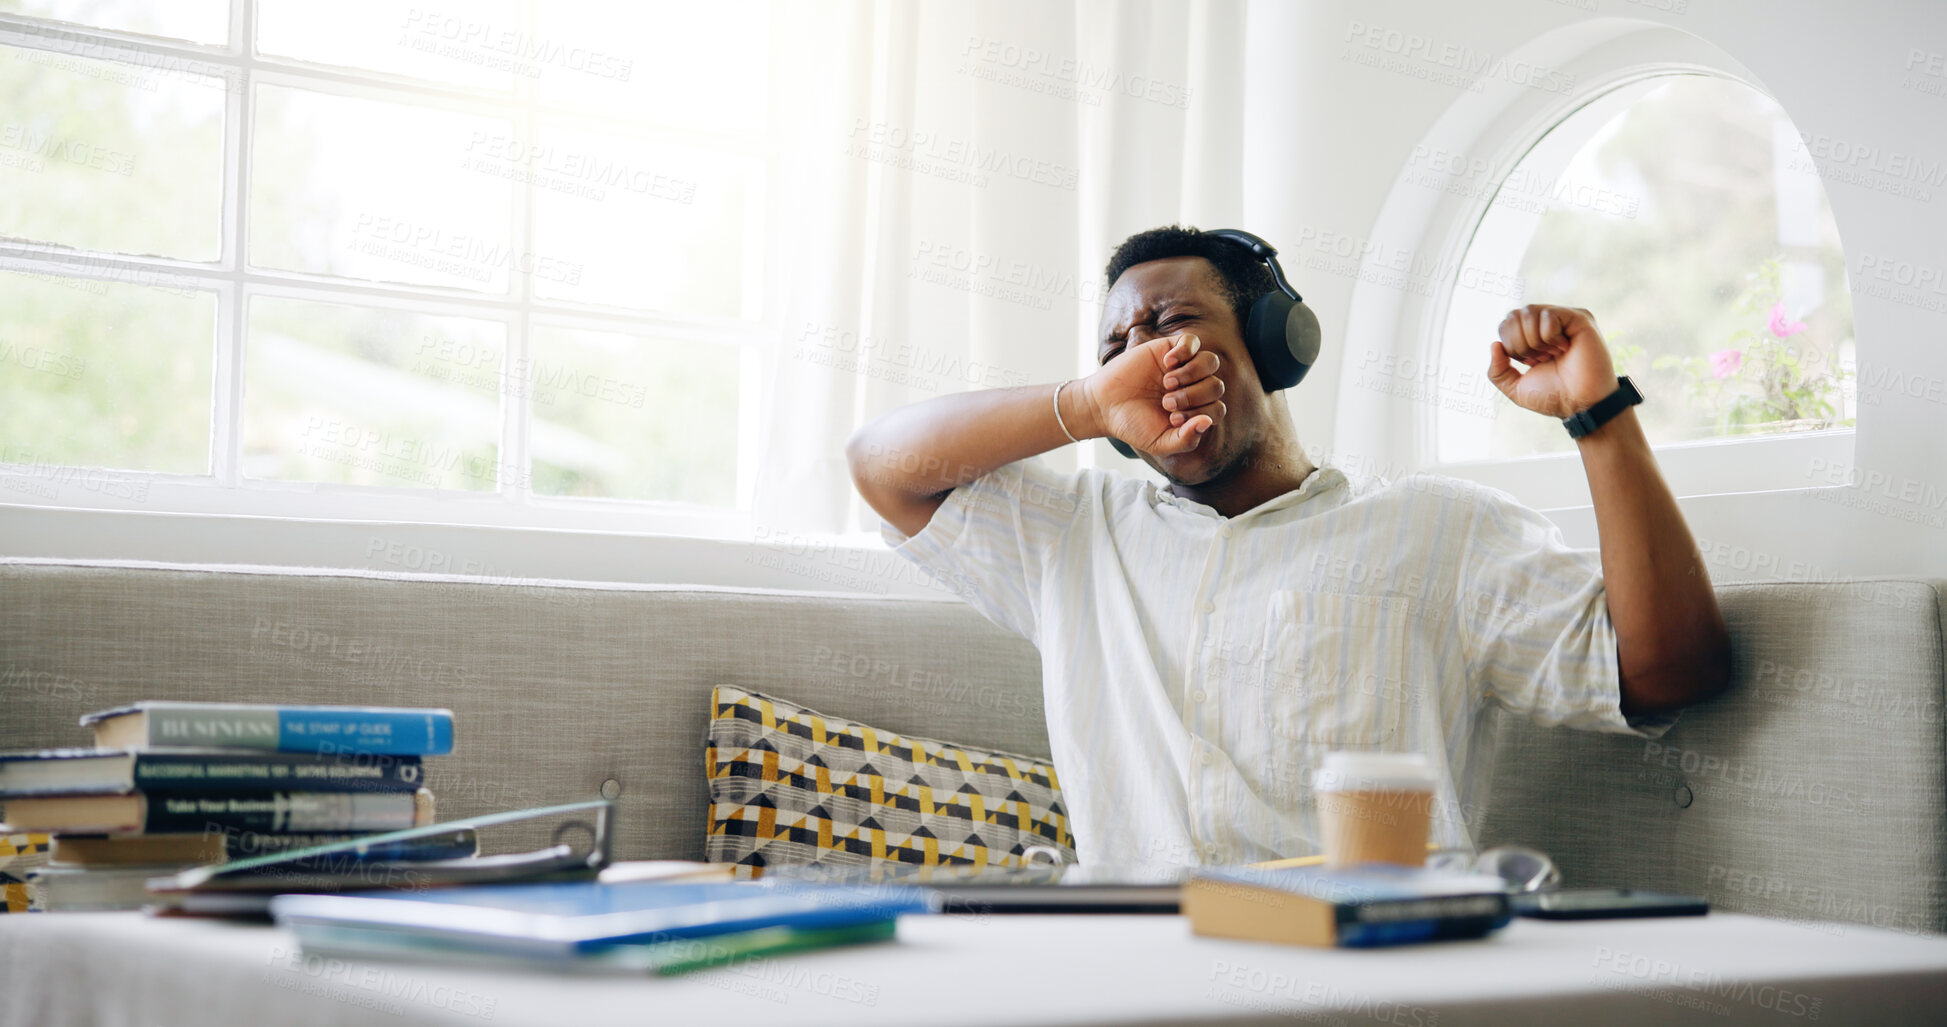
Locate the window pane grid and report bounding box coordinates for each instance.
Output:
[214,0,251,487]
[502,0,539,507]
[0,3,764,509]
[0,10,236,57]
[0,12,770,145]
[0,243,768,333]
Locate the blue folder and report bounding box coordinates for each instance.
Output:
[269,880,938,958]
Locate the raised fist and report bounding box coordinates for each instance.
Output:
[1487,304,1619,420]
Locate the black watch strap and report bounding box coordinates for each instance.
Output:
[1563,376,1643,440]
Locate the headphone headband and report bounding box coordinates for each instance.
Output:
[1205,228,1301,303]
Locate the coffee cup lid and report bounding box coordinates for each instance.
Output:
[1315,751,1437,792]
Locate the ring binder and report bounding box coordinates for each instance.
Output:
[146,798,617,914]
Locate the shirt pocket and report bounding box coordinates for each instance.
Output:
[1259,590,1416,749]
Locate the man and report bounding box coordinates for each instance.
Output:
[846,225,1731,868]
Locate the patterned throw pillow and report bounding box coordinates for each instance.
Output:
[0,834,50,913]
[705,684,1073,877]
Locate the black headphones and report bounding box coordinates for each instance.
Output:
[1106,228,1322,459]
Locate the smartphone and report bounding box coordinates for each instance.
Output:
[1511,888,1709,920]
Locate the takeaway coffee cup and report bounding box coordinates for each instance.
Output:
[1314,751,1437,869]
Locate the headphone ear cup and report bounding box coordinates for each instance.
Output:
[1238,298,1285,397]
[1282,297,1322,389]
[1242,292,1322,392]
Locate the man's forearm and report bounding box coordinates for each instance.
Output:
[1577,407,1733,715]
[846,382,1100,538]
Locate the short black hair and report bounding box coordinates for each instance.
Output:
[1103,225,1277,332]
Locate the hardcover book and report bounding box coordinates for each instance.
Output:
[50,828,478,867]
[82,703,454,756]
[146,802,610,915]
[0,748,425,797]
[1181,864,1513,948]
[0,788,433,835]
[27,863,190,912]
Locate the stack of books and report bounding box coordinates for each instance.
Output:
[0,702,454,911]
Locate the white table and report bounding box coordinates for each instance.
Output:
[3,910,1943,1026]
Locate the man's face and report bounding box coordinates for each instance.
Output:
[1096,256,1271,487]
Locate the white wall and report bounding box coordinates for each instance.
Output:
[1244,0,1947,586]
[4,0,1942,594]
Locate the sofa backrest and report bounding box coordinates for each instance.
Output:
[3,561,1942,934]
[1476,578,1946,938]
[0,561,1047,863]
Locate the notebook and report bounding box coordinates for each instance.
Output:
[269,879,938,959]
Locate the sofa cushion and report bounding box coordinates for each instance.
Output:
[705,685,1073,875]
[1476,579,1947,936]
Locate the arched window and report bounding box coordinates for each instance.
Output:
[1435,74,1853,463]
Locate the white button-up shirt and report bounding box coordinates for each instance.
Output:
[882,459,1675,869]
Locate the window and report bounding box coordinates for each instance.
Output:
[0,1,770,526]
[1434,74,1854,464]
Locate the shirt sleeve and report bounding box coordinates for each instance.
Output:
[878,458,1092,643]
[1456,484,1678,739]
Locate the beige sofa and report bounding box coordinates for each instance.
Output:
[2,559,1942,936]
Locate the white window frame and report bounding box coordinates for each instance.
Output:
[1337,27,1856,512]
[0,3,781,541]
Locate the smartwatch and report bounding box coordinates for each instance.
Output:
[1563,376,1643,440]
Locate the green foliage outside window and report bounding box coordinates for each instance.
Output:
[1652,256,1852,435]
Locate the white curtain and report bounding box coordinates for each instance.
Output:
[754,0,1250,535]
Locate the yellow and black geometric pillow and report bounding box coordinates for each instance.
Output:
[705,684,1073,877]
[1,833,51,913]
